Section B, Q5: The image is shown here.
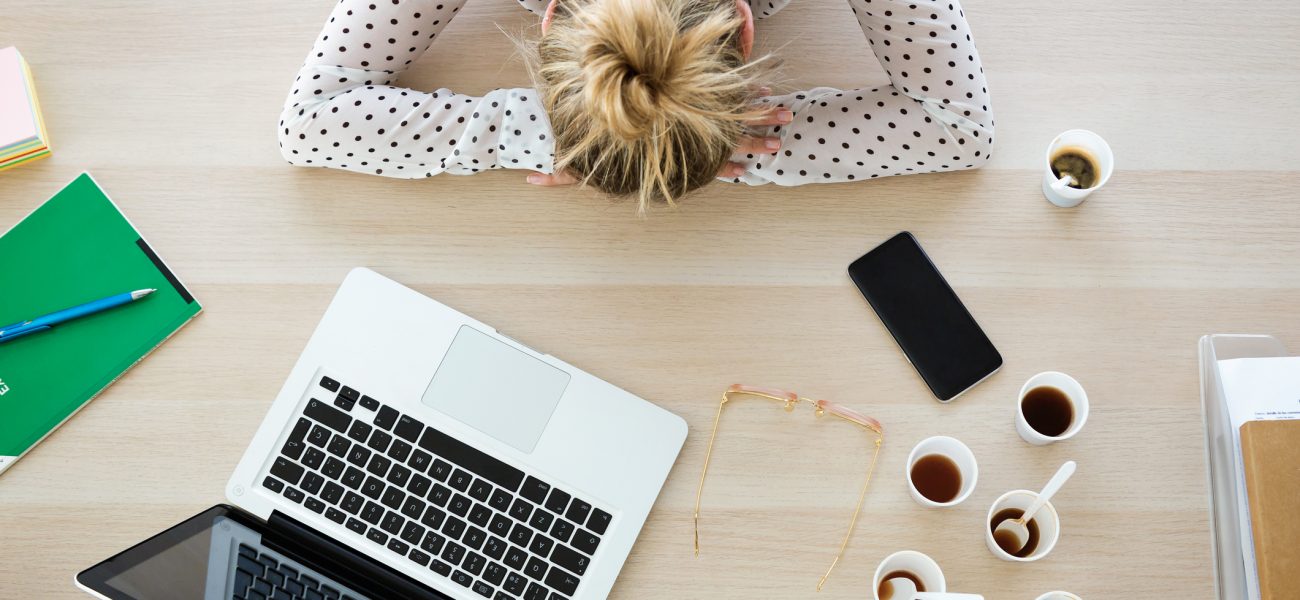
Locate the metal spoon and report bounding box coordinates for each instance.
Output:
[994,460,1076,555]
[883,577,985,600]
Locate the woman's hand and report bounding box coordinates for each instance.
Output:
[526,101,792,186]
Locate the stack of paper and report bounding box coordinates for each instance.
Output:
[0,46,51,172]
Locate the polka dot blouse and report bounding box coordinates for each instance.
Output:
[278,0,994,186]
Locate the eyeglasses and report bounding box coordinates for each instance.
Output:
[693,384,884,592]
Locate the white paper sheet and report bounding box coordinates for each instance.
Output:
[1217,357,1300,600]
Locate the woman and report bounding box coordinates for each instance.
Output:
[278,0,994,211]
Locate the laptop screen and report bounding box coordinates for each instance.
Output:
[78,506,380,600]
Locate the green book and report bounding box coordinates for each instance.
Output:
[0,173,201,475]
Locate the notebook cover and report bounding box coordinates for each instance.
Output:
[1240,419,1300,599]
[0,47,40,152]
[0,173,202,476]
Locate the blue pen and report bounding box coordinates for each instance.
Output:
[0,289,157,344]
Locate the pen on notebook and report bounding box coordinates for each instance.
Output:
[0,289,156,344]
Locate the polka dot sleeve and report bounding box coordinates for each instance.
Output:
[278,0,555,178]
[731,0,994,185]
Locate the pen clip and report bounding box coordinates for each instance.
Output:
[0,325,50,344]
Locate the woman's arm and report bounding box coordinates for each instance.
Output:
[278,0,555,178]
[732,0,994,185]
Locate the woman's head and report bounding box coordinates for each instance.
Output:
[530,0,765,212]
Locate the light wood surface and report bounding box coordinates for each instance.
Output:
[2,0,1298,598]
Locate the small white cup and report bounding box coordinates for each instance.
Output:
[985,490,1061,562]
[1036,592,1082,600]
[906,436,978,507]
[1042,129,1113,208]
[1016,372,1089,445]
[872,550,946,600]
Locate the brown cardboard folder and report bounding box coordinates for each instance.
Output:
[1239,419,1300,599]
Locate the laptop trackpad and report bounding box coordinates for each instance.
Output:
[421,326,571,454]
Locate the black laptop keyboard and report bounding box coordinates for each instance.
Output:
[234,543,358,600]
[261,375,613,600]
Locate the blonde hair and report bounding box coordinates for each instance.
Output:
[527,0,767,212]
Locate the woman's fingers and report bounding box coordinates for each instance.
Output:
[717,162,746,178]
[526,171,580,186]
[745,104,793,127]
[734,135,782,155]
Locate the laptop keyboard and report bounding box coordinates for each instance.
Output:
[261,375,612,600]
[234,543,358,600]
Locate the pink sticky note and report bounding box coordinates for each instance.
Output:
[0,47,40,150]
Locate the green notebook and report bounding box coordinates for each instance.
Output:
[0,173,201,475]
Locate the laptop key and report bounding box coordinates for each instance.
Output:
[381,511,405,535]
[587,509,611,535]
[509,499,533,522]
[387,464,412,488]
[327,434,351,458]
[545,567,580,597]
[237,554,263,576]
[373,405,399,431]
[345,518,366,535]
[489,514,511,537]
[419,427,525,491]
[564,500,591,525]
[347,421,372,444]
[508,523,532,547]
[321,482,344,505]
[464,526,487,550]
[489,489,512,512]
[450,570,473,588]
[430,459,453,482]
[410,450,434,474]
[341,491,364,515]
[302,472,324,495]
[528,509,554,532]
[366,528,388,546]
[386,537,410,556]
[307,425,333,448]
[305,497,326,514]
[448,469,473,492]
[303,447,326,470]
[285,487,306,503]
[338,386,360,402]
[523,581,548,600]
[549,519,574,544]
[262,476,285,493]
[504,546,528,570]
[334,393,356,412]
[520,477,550,505]
[271,457,305,485]
[449,493,473,516]
[359,395,380,411]
[341,467,365,490]
[368,455,392,478]
[443,516,467,539]
[407,473,432,497]
[421,505,446,530]
[394,415,424,443]
[430,559,452,577]
[320,377,340,392]
[388,439,413,463]
[361,476,385,500]
[401,521,425,545]
[361,501,384,525]
[494,592,513,600]
[367,430,392,454]
[464,551,487,576]
[283,418,311,459]
[325,508,347,525]
[484,561,508,586]
[528,535,553,558]
[346,445,371,468]
[422,531,446,555]
[503,572,527,595]
[304,400,351,433]
[473,580,494,598]
[472,504,493,528]
[442,541,467,565]
[401,495,424,520]
[544,489,570,515]
[429,484,453,507]
[484,536,507,560]
[469,479,493,502]
[549,545,589,576]
[409,548,431,567]
[571,530,600,555]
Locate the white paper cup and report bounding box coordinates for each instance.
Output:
[872,550,946,600]
[985,490,1061,562]
[1016,372,1089,445]
[1042,129,1113,208]
[1035,592,1082,600]
[906,436,978,507]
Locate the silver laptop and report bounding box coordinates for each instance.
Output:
[77,268,687,600]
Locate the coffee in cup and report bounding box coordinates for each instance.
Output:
[1042,129,1113,208]
[1016,372,1089,445]
[906,436,978,507]
[872,551,946,600]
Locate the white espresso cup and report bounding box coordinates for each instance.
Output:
[873,550,946,600]
[906,436,978,507]
[985,489,1061,562]
[1036,592,1082,600]
[1042,129,1113,208]
[1016,372,1089,445]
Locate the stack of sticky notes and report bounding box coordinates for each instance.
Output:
[1,46,52,172]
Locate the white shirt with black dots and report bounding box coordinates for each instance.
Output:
[278,0,994,186]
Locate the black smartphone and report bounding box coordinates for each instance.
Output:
[848,232,1002,402]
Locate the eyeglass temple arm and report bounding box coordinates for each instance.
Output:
[816,434,883,592]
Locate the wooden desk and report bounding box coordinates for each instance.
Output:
[2,0,1297,597]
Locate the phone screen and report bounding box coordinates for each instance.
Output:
[848,232,1001,401]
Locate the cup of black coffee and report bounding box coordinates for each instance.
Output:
[906,436,978,507]
[1016,372,1089,445]
[1042,129,1113,208]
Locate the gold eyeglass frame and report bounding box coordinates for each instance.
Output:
[693,384,884,592]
